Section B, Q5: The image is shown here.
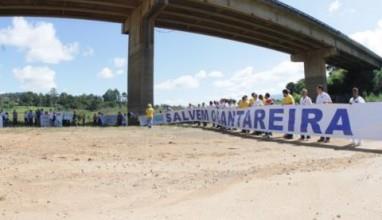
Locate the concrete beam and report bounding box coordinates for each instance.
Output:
[190,0,382,69]
[126,0,168,117]
[122,0,168,34]
[291,48,338,62]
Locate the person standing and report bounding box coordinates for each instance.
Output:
[253,94,264,135]
[315,85,332,143]
[264,93,274,106]
[282,89,295,139]
[299,89,313,141]
[97,112,104,127]
[238,96,250,133]
[201,102,208,127]
[238,95,250,109]
[249,93,257,107]
[263,93,274,138]
[12,110,18,126]
[117,112,123,126]
[73,111,78,126]
[145,104,155,129]
[27,110,33,127]
[349,87,365,146]
[4,112,9,127]
[93,113,98,126]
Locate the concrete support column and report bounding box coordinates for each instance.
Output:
[292,48,337,100]
[127,10,154,116]
[303,53,327,98]
[124,0,167,116]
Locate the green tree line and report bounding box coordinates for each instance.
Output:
[286,68,382,103]
[0,88,128,111]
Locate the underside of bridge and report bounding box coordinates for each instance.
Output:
[1,0,382,115]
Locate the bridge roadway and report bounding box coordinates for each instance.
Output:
[1,0,382,114]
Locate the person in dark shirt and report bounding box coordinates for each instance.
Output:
[12,110,18,126]
[93,113,97,126]
[73,111,78,126]
[117,112,123,126]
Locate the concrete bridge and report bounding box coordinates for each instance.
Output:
[1,0,382,114]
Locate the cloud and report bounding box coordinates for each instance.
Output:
[156,75,200,90]
[155,70,224,91]
[195,70,224,79]
[208,71,224,78]
[0,17,78,64]
[113,57,127,75]
[97,57,127,79]
[82,47,95,57]
[98,67,114,79]
[329,0,342,13]
[351,20,382,57]
[13,66,57,92]
[213,61,304,99]
[113,57,127,68]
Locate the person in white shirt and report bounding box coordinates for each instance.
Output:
[300,89,312,141]
[349,87,365,146]
[316,85,332,143]
[255,95,264,106]
[349,87,366,104]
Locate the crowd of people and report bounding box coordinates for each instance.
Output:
[0,109,128,127]
[144,85,365,147]
[2,85,366,147]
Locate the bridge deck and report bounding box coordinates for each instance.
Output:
[0,0,381,70]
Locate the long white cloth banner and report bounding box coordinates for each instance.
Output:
[40,113,64,127]
[142,103,382,140]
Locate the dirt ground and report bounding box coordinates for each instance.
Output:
[1,126,382,220]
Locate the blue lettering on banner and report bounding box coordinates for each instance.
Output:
[166,113,172,123]
[211,110,216,122]
[236,110,245,127]
[189,110,196,121]
[288,109,296,132]
[300,109,323,134]
[221,111,227,127]
[174,112,182,123]
[196,110,202,121]
[254,109,266,130]
[201,110,209,121]
[146,105,364,139]
[182,111,190,121]
[228,111,236,127]
[269,109,284,131]
[325,109,353,135]
[243,110,252,129]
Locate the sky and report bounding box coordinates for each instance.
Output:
[0,0,382,105]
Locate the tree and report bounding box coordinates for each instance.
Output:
[49,88,58,107]
[373,69,382,94]
[102,89,121,107]
[286,79,305,95]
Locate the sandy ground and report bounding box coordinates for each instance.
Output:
[1,126,382,220]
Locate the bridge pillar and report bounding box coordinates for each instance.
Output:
[303,53,327,99]
[123,0,167,117]
[292,48,337,100]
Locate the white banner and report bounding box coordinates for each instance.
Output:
[40,113,63,127]
[62,112,74,122]
[0,115,3,128]
[99,115,127,126]
[140,103,382,140]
